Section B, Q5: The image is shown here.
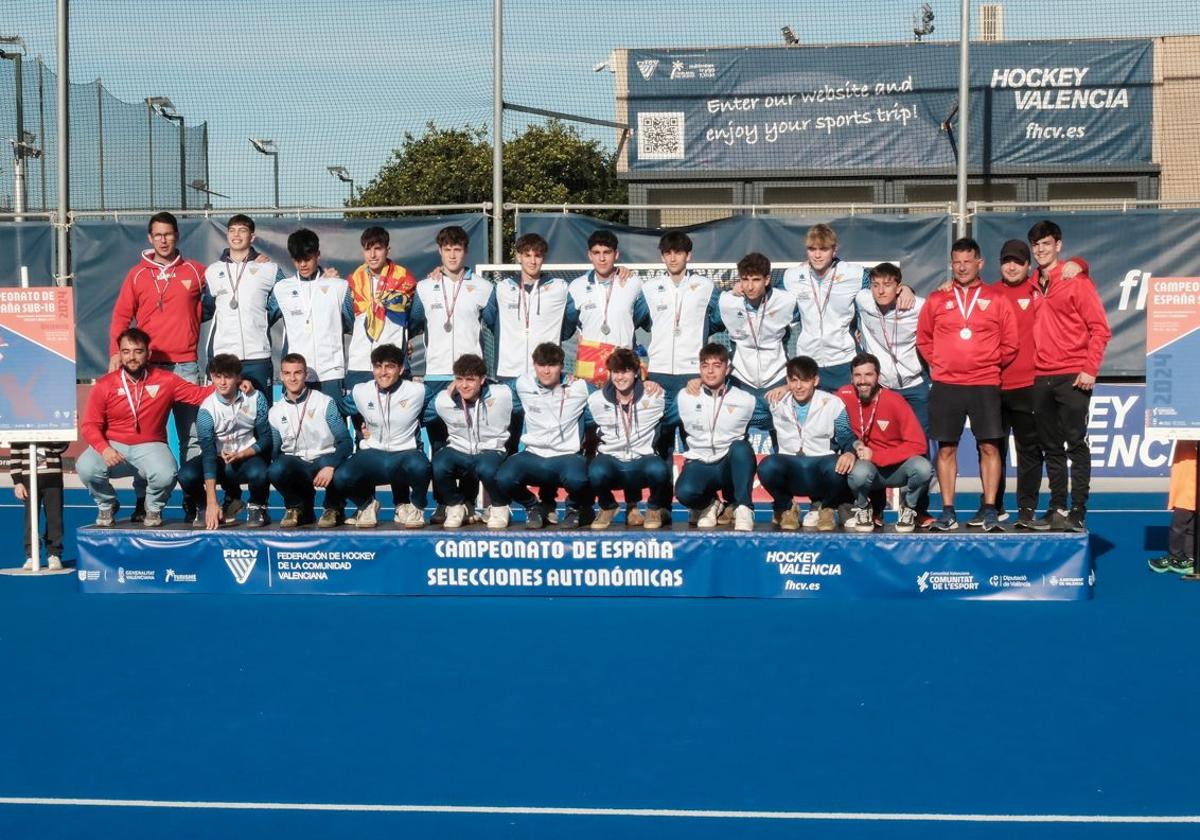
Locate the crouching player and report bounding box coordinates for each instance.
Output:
[837,353,932,532]
[268,353,353,528]
[675,343,757,531]
[332,343,431,528]
[760,356,857,531]
[495,342,592,529]
[433,354,514,529]
[178,354,272,529]
[586,348,672,530]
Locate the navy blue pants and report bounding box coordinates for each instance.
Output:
[332,448,432,508]
[648,372,693,459]
[432,448,509,506]
[730,375,782,434]
[268,453,346,513]
[819,361,853,393]
[674,439,756,510]
[588,453,673,511]
[178,454,271,507]
[496,452,590,509]
[241,358,274,407]
[757,453,843,513]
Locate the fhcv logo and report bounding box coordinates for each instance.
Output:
[223,549,258,585]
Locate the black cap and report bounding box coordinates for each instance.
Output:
[1000,239,1031,264]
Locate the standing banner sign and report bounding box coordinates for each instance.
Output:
[0,287,77,441]
[1146,277,1200,439]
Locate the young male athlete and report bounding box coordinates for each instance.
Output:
[585,348,672,530]
[917,237,1017,532]
[178,354,272,529]
[268,353,353,528]
[433,354,514,529]
[331,343,431,529]
[202,214,281,400]
[494,342,593,529]
[674,343,758,532]
[78,328,214,528]
[269,228,351,401]
[759,356,857,531]
[1028,219,1111,532]
[566,230,643,383]
[345,225,416,391]
[836,353,932,532]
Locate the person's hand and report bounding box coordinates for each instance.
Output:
[108,353,121,373]
[444,379,459,397]
[101,446,125,468]
[205,504,222,531]
[936,279,953,293]
[1062,260,1082,279]
[642,380,663,397]
[222,447,251,464]
[359,422,371,440]
[313,466,335,489]
[1073,371,1096,391]
[254,253,271,265]
[14,484,28,502]
[322,266,340,278]
[239,379,256,395]
[564,374,578,386]
[616,266,633,285]
[835,452,857,475]
[730,278,745,297]
[855,442,874,463]
[685,377,702,396]
[765,385,789,405]
[897,285,917,310]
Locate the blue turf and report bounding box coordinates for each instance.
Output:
[2,491,1197,839]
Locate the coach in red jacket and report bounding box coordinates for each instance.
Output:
[78,328,214,528]
[1028,219,1112,532]
[917,237,1018,532]
[836,353,932,533]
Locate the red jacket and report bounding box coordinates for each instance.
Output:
[109,251,206,363]
[81,366,213,452]
[1032,261,1111,377]
[836,385,928,468]
[916,281,1018,386]
[990,278,1041,390]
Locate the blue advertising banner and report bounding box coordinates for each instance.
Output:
[72,213,489,379]
[626,40,1153,173]
[1145,277,1200,438]
[0,222,54,287]
[77,527,1092,600]
[0,287,77,441]
[957,383,1171,479]
[974,210,1200,377]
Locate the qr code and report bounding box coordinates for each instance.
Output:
[638,111,685,160]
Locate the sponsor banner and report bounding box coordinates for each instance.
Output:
[0,286,77,441]
[1145,277,1200,439]
[73,213,489,379]
[957,383,1171,479]
[77,528,1091,600]
[0,222,55,288]
[974,210,1200,377]
[625,40,1153,173]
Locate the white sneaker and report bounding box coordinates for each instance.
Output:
[733,505,754,532]
[22,558,32,571]
[846,506,875,532]
[443,503,469,528]
[697,500,724,529]
[395,503,426,529]
[347,499,380,528]
[487,505,511,530]
[469,506,488,525]
[47,555,63,571]
[802,507,821,528]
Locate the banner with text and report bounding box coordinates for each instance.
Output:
[1146,277,1200,439]
[77,528,1091,601]
[0,287,77,442]
[625,40,1153,173]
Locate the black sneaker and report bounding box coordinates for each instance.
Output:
[1170,556,1196,575]
[1046,508,1072,530]
[129,497,146,524]
[524,504,546,529]
[995,506,1010,523]
[245,504,270,528]
[1064,508,1087,533]
[430,504,447,525]
[1148,554,1177,574]
[966,507,988,527]
[1016,508,1050,531]
[557,507,586,529]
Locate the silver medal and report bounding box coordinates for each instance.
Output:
[443,321,454,333]
[229,298,239,310]
[600,323,611,336]
[673,327,682,337]
[959,327,972,340]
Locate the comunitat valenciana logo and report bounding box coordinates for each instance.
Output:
[222,549,258,585]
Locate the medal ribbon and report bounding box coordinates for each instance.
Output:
[121,370,146,432]
[953,284,982,330]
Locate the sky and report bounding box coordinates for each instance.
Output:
[3,0,1197,211]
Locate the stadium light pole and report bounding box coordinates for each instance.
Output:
[147,96,185,210]
[249,137,280,208]
[55,0,67,285]
[1,36,28,220]
[327,165,353,203]
[492,0,502,264]
[956,0,970,238]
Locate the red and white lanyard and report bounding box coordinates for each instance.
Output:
[617,395,637,454]
[287,390,311,454]
[874,304,905,388]
[519,277,542,332]
[461,396,483,452]
[953,285,982,330]
[121,370,147,432]
[857,393,881,445]
[708,386,728,451]
[375,385,394,443]
[439,270,467,331]
[808,266,836,327]
[151,254,182,312]
[744,292,770,349]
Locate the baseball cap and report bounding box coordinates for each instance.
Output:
[1000,239,1031,264]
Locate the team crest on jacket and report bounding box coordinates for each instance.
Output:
[876,419,890,431]
[145,385,160,398]
[181,279,192,290]
[945,300,954,309]
[977,298,991,311]
[399,400,410,407]
[1018,298,1030,310]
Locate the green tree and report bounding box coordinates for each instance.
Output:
[353,120,628,253]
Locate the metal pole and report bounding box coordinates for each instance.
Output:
[27,445,40,572]
[177,115,186,210]
[12,51,24,221]
[147,102,154,208]
[491,0,503,263]
[956,0,970,238]
[97,80,105,210]
[202,121,210,202]
[56,0,70,286]
[348,178,354,204]
[272,154,279,209]
[37,56,46,210]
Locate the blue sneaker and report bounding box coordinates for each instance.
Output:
[931,507,958,531]
[980,507,1003,532]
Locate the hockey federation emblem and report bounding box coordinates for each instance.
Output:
[145,384,161,398]
[637,59,659,80]
[1018,298,1030,310]
[876,419,890,431]
[223,549,258,585]
[977,298,991,311]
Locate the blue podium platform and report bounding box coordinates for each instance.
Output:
[76,523,1093,600]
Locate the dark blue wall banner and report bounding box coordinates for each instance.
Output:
[0,222,54,287]
[519,212,952,287]
[625,40,1152,173]
[974,210,1200,377]
[72,213,489,379]
[77,528,1092,600]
